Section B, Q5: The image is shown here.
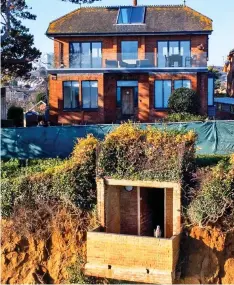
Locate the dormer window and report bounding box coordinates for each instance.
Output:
[117,7,145,24]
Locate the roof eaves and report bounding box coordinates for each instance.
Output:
[46,30,213,37]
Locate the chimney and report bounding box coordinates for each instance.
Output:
[133,0,137,6]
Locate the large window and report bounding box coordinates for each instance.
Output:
[63,81,79,109]
[117,7,145,24]
[174,80,191,89]
[69,42,102,68]
[121,41,138,61]
[82,81,98,109]
[157,41,191,67]
[154,80,172,108]
[116,81,138,107]
[208,77,214,106]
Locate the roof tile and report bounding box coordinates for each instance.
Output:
[46,5,213,35]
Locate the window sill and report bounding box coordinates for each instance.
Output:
[63,108,80,112]
[62,108,99,112]
[82,108,99,112]
[154,108,169,111]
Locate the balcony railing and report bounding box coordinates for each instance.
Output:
[48,52,208,71]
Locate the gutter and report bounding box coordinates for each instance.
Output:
[45,30,213,38]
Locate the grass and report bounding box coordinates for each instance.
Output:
[195,154,228,168]
[1,158,63,179]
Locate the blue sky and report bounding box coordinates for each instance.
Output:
[23,0,234,66]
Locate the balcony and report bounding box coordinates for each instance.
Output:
[47,52,208,74]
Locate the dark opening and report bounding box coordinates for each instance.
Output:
[140,188,164,237]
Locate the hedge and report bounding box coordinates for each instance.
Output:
[1,135,98,217]
[98,123,197,182]
[187,155,234,229]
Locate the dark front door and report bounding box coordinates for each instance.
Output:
[121,87,134,116]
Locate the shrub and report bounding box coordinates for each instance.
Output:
[36,92,46,103]
[7,106,24,127]
[98,123,196,182]
[168,88,200,114]
[187,155,234,230]
[1,135,98,218]
[165,112,206,122]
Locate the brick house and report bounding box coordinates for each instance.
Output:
[223,48,234,96]
[46,2,214,124]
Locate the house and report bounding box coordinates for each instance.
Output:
[214,97,234,119]
[46,1,214,124]
[223,48,234,96]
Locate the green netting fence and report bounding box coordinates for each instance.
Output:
[1,121,234,159]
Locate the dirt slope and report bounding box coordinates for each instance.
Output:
[1,222,234,284]
[178,227,234,284]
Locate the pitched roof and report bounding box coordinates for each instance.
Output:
[46,5,213,36]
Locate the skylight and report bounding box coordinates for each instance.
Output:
[117,7,145,24]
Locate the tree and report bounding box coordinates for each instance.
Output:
[1,0,36,41]
[1,0,100,42]
[168,88,200,114]
[1,19,41,82]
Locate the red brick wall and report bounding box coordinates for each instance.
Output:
[49,71,208,124]
[49,34,209,124]
[54,34,208,68]
[197,72,208,115]
[49,73,104,124]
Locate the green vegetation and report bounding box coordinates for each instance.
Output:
[1,135,98,218]
[195,154,228,167]
[7,106,24,127]
[168,88,200,114]
[99,123,196,182]
[165,112,206,122]
[36,92,47,103]
[1,158,62,179]
[187,155,234,230]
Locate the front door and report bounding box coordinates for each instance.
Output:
[121,87,134,116]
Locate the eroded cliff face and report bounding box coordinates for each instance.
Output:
[1,217,86,284]
[178,227,234,284]
[1,221,234,284]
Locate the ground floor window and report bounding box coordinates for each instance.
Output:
[82,81,98,109]
[116,81,138,108]
[174,79,191,89]
[63,81,79,109]
[154,80,172,109]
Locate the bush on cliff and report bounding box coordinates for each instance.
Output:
[187,155,234,230]
[1,135,98,218]
[98,122,197,183]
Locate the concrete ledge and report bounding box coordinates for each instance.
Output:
[85,263,174,284]
[103,178,180,189]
